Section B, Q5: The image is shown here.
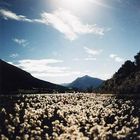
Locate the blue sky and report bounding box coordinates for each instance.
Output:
[0,0,140,84]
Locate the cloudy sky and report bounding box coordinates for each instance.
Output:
[0,0,140,84]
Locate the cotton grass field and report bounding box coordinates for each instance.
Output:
[0,93,140,140]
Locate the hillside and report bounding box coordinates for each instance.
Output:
[64,75,104,91]
[0,59,68,94]
[101,52,140,94]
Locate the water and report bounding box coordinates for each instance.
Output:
[0,93,140,139]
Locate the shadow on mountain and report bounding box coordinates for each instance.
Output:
[0,60,69,94]
[63,75,104,92]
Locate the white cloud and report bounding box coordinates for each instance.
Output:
[40,9,106,40]
[0,8,110,41]
[9,53,19,58]
[10,59,81,78]
[88,0,113,9]
[109,54,124,62]
[109,54,117,58]
[84,46,102,55]
[0,9,32,22]
[73,57,96,61]
[15,59,64,72]
[8,59,112,83]
[115,57,124,62]
[84,57,97,61]
[13,38,28,47]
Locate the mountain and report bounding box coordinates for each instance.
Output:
[100,52,140,94]
[0,59,69,94]
[63,75,104,91]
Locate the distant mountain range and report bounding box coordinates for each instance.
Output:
[62,75,104,91]
[0,59,69,94]
[100,52,140,94]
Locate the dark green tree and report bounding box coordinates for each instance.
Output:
[134,52,140,69]
[115,60,135,79]
[100,51,140,94]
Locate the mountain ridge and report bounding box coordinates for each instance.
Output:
[0,59,69,94]
[63,75,104,91]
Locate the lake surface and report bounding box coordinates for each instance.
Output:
[0,93,140,139]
